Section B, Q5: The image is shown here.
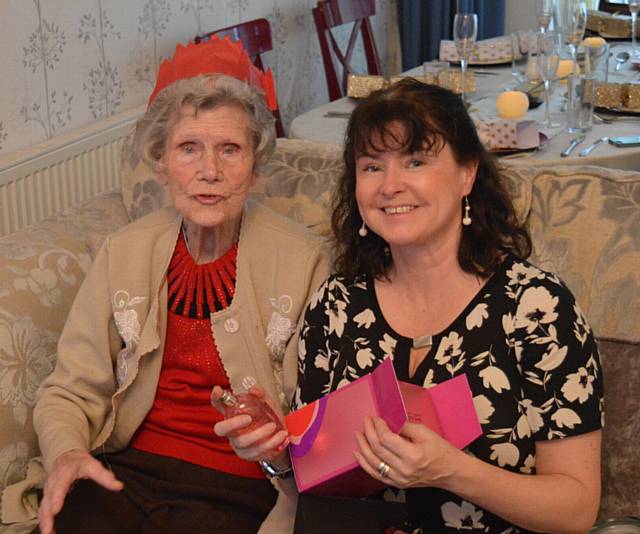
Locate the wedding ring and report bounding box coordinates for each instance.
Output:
[377,461,390,478]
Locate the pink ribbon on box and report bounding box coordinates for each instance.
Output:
[473,118,540,150]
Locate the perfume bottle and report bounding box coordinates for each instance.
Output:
[216,388,286,439]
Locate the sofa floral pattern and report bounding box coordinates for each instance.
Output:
[0,139,638,530]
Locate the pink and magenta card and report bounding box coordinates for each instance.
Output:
[286,358,482,497]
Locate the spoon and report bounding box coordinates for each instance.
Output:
[614,51,630,72]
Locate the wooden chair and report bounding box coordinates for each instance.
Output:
[312,0,382,101]
[195,18,285,137]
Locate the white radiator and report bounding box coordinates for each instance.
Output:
[0,105,145,237]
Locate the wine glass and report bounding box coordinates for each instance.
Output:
[554,0,587,64]
[629,0,640,57]
[537,31,561,128]
[453,13,478,104]
[535,0,555,33]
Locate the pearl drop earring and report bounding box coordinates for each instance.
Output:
[462,196,472,226]
[358,221,368,237]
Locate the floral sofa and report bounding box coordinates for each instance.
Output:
[0,138,638,532]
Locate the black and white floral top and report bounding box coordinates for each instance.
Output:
[293,255,604,533]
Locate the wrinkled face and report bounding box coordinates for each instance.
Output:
[355,122,476,253]
[157,104,257,229]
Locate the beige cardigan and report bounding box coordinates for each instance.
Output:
[2,200,330,532]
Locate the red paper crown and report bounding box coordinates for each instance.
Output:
[148,36,278,110]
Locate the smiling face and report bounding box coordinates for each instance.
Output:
[157,103,257,232]
[355,121,477,255]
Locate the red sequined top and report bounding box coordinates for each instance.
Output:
[130,231,264,479]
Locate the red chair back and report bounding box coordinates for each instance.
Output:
[195,18,285,137]
[312,0,382,101]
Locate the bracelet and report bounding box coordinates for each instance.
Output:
[258,460,293,480]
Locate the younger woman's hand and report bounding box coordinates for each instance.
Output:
[354,416,461,490]
[211,385,290,463]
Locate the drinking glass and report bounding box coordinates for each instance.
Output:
[554,0,587,64]
[567,73,596,132]
[582,42,609,81]
[629,0,640,57]
[511,30,534,83]
[453,13,478,104]
[535,0,555,33]
[537,31,561,127]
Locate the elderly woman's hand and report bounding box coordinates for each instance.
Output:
[38,449,123,534]
[354,416,462,490]
[211,385,290,464]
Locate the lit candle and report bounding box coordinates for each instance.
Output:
[556,59,576,84]
[496,90,529,119]
[582,36,607,48]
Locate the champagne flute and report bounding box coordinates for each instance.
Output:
[453,13,478,104]
[629,0,640,57]
[535,0,555,33]
[537,31,561,128]
[554,0,587,64]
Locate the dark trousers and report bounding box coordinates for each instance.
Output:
[37,448,277,534]
[294,493,407,534]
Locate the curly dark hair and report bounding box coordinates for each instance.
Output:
[332,78,531,280]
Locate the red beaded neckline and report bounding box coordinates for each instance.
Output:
[167,232,238,319]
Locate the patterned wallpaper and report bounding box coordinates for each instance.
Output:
[0,0,400,158]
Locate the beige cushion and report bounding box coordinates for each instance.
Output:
[521,164,640,343]
[0,237,91,497]
[120,134,344,237]
[252,139,342,238]
[0,191,128,517]
[498,163,535,224]
[119,127,170,221]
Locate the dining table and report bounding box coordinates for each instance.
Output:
[289,43,640,171]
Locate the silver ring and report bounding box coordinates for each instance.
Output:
[377,461,390,477]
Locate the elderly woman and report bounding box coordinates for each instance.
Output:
[29,38,328,534]
[292,79,603,533]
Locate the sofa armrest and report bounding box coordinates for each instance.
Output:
[0,190,129,494]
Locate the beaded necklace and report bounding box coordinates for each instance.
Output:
[167,231,238,318]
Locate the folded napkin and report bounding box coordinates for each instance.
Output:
[439,35,512,64]
[473,118,540,151]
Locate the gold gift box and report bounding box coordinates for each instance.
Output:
[595,82,640,110]
[448,71,476,95]
[586,10,639,38]
[595,83,623,108]
[623,84,640,109]
[347,72,476,99]
[346,75,386,99]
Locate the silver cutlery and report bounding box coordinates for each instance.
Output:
[614,50,630,72]
[578,137,609,157]
[560,135,586,157]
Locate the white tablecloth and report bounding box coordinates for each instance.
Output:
[289,45,640,171]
